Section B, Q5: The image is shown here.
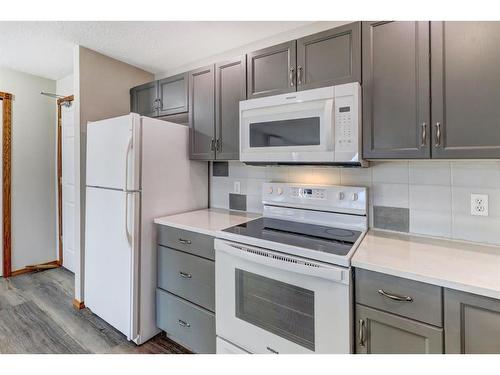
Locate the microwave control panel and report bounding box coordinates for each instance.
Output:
[334,93,357,152]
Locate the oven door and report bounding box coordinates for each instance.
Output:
[215,239,352,354]
[239,97,335,163]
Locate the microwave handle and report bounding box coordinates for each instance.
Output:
[218,241,347,283]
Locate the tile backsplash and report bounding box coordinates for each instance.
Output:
[209,160,500,246]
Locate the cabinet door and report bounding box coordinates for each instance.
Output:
[130,81,158,117]
[247,41,296,99]
[296,22,361,91]
[444,289,500,354]
[362,21,430,159]
[215,56,246,160]
[355,305,443,354]
[431,22,500,158]
[189,65,215,160]
[158,73,188,116]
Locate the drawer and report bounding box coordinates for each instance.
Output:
[156,288,216,354]
[158,246,215,312]
[216,337,250,354]
[355,269,443,327]
[157,225,214,260]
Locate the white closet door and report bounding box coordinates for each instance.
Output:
[61,104,76,272]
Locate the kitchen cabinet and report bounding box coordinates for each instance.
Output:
[444,289,500,354]
[157,73,188,116]
[189,57,246,161]
[355,304,443,354]
[130,81,158,118]
[189,65,216,160]
[247,41,296,99]
[130,73,188,118]
[362,21,430,159]
[431,22,500,158]
[296,22,361,90]
[215,56,246,160]
[247,22,361,99]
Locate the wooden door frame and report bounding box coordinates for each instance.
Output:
[56,95,74,267]
[0,92,12,278]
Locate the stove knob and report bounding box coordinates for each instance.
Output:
[338,192,345,200]
[277,187,284,195]
[351,192,359,201]
[267,186,273,194]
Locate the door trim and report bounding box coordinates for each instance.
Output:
[0,92,12,277]
[57,95,74,267]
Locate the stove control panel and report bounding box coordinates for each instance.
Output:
[262,182,367,215]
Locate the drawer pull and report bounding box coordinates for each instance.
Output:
[178,238,192,245]
[266,346,279,354]
[179,271,192,279]
[178,319,191,328]
[378,289,413,302]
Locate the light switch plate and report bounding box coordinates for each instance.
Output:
[233,181,241,194]
[471,193,489,216]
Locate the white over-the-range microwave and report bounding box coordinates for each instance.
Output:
[239,82,366,166]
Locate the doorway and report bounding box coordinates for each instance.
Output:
[57,96,76,272]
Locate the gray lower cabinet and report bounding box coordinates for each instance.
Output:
[215,56,246,160]
[157,73,188,116]
[362,21,431,159]
[356,304,443,354]
[444,289,500,354]
[156,225,216,353]
[296,22,361,91]
[189,65,216,159]
[431,22,500,158]
[247,41,296,99]
[130,81,158,118]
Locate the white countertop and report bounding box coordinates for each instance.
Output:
[154,208,260,237]
[353,230,500,300]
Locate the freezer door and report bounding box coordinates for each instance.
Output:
[84,186,140,341]
[86,113,141,191]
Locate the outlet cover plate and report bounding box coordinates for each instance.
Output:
[471,193,489,216]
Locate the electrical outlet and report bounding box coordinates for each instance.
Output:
[471,193,489,216]
[233,181,241,194]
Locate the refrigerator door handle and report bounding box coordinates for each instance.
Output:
[125,192,132,246]
[124,135,133,191]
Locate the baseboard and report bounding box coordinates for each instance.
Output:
[10,260,60,277]
[72,299,85,310]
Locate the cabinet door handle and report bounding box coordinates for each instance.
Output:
[215,138,221,152]
[209,138,215,151]
[358,319,365,347]
[378,289,413,302]
[289,67,295,87]
[421,122,427,146]
[297,65,303,85]
[179,271,192,279]
[178,238,192,245]
[178,319,191,328]
[435,122,442,147]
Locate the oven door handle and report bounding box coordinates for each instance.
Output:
[218,242,347,283]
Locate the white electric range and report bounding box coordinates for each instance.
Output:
[215,182,368,354]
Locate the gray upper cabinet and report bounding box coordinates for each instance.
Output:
[215,56,246,160]
[362,21,431,159]
[296,22,361,91]
[356,304,443,354]
[157,73,188,117]
[247,41,296,99]
[444,289,500,354]
[431,22,500,158]
[189,65,216,160]
[130,81,158,118]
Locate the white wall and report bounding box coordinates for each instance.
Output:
[0,67,57,271]
[56,74,74,97]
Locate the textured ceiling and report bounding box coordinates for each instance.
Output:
[0,21,313,80]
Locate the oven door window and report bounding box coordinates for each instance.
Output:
[235,269,315,351]
[249,117,320,147]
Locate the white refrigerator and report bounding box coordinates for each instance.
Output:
[84,113,208,344]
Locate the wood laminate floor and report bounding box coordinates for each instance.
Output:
[0,267,190,354]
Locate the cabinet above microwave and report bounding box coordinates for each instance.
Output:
[239,83,366,166]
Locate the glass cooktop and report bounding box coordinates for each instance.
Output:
[223,217,362,257]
